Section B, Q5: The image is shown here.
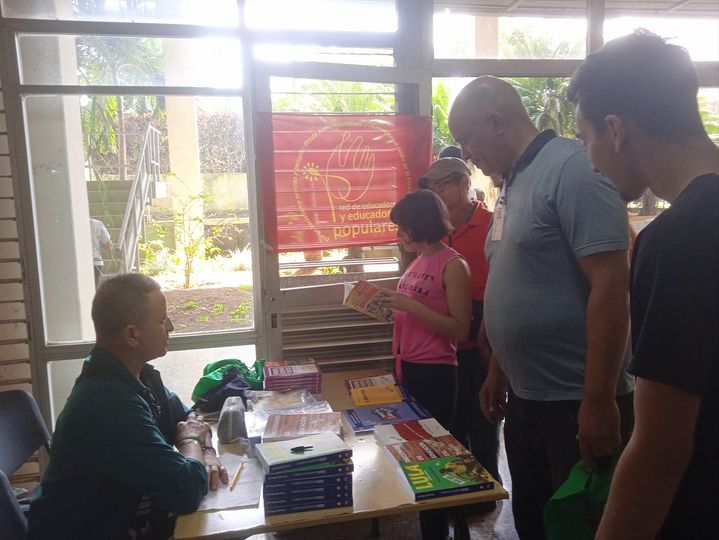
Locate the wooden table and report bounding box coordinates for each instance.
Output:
[175,369,508,539]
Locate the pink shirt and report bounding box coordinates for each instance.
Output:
[393,246,463,380]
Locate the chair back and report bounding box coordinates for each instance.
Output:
[0,390,51,476]
[0,470,28,540]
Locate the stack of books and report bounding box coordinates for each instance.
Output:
[255,433,354,516]
[262,412,343,443]
[382,432,494,501]
[263,361,322,394]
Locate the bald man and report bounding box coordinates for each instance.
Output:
[449,77,635,539]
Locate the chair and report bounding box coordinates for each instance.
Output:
[0,470,27,540]
[0,390,52,539]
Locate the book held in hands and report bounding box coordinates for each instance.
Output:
[343,280,394,322]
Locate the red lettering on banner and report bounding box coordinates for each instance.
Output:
[257,114,432,251]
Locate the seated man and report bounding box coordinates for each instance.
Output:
[28,273,228,539]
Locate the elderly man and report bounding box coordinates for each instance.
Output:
[448,76,635,539]
[569,31,718,540]
[29,274,227,539]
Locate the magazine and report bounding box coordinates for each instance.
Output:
[342,280,394,322]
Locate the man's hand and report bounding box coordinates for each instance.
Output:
[202,448,229,491]
[577,398,621,470]
[176,412,211,442]
[479,356,508,423]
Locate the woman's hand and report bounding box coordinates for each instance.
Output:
[375,289,417,313]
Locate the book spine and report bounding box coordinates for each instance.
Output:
[264,484,353,503]
[264,473,353,491]
[266,450,353,473]
[263,463,354,482]
[264,499,353,516]
[413,481,494,501]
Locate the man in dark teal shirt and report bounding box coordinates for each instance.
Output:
[28,274,227,539]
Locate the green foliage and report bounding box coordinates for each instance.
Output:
[272,80,395,113]
[199,315,210,322]
[183,300,199,311]
[138,238,180,276]
[507,77,575,137]
[432,81,455,155]
[699,95,719,138]
[210,303,225,316]
[238,284,252,293]
[231,301,251,322]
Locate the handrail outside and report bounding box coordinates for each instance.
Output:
[116,124,161,273]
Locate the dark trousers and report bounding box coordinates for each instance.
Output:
[450,348,501,482]
[504,390,635,540]
[401,361,458,540]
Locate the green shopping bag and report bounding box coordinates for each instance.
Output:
[191,358,265,402]
[544,453,618,540]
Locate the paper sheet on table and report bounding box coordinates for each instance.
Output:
[197,454,263,511]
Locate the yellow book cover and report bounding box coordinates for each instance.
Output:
[350,384,403,407]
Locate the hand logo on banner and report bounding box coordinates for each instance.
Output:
[303,131,376,223]
[266,113,431,251]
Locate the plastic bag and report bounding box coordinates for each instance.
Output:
[544,454,618,540]
[245,389,315,411]
[191,358,265,403]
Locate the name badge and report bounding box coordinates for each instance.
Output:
[491,205,505,241]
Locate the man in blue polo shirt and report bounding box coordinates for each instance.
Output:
[449,76,634,539]
[29,274,228,539]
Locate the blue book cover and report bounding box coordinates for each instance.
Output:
[263,482,353,503]
[342,397,432,433]
[263,459,354,482]
[264,472,353,492]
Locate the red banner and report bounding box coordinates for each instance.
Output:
[258,113,432,252]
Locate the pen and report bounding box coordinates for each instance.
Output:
[229,462,244,491]
[290,445,314,454]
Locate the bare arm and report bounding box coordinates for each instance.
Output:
[576,249,630,465]
[379,257,472,340]
[596,377,700,539]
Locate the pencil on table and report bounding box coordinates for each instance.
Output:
[230,462,244,491]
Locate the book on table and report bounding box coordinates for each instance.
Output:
[349,384,403,407]
[342,397,432,434]
[262,412,343,443]
[384,434,494,501]
[373,418,450,446]
[342,280,394,322]
[344,374,397,392]
[261,459,354,483]
[255,432,352,473]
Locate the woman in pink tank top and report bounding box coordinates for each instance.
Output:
[377,189,472,540]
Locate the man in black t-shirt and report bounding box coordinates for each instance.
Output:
[569,31,719,539]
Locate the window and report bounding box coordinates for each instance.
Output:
[433,10,586,59]
[18,34,243,88]
[1,0,240,26]
[245,0,397,32]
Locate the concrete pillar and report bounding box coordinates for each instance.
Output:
[163,40,204,286]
